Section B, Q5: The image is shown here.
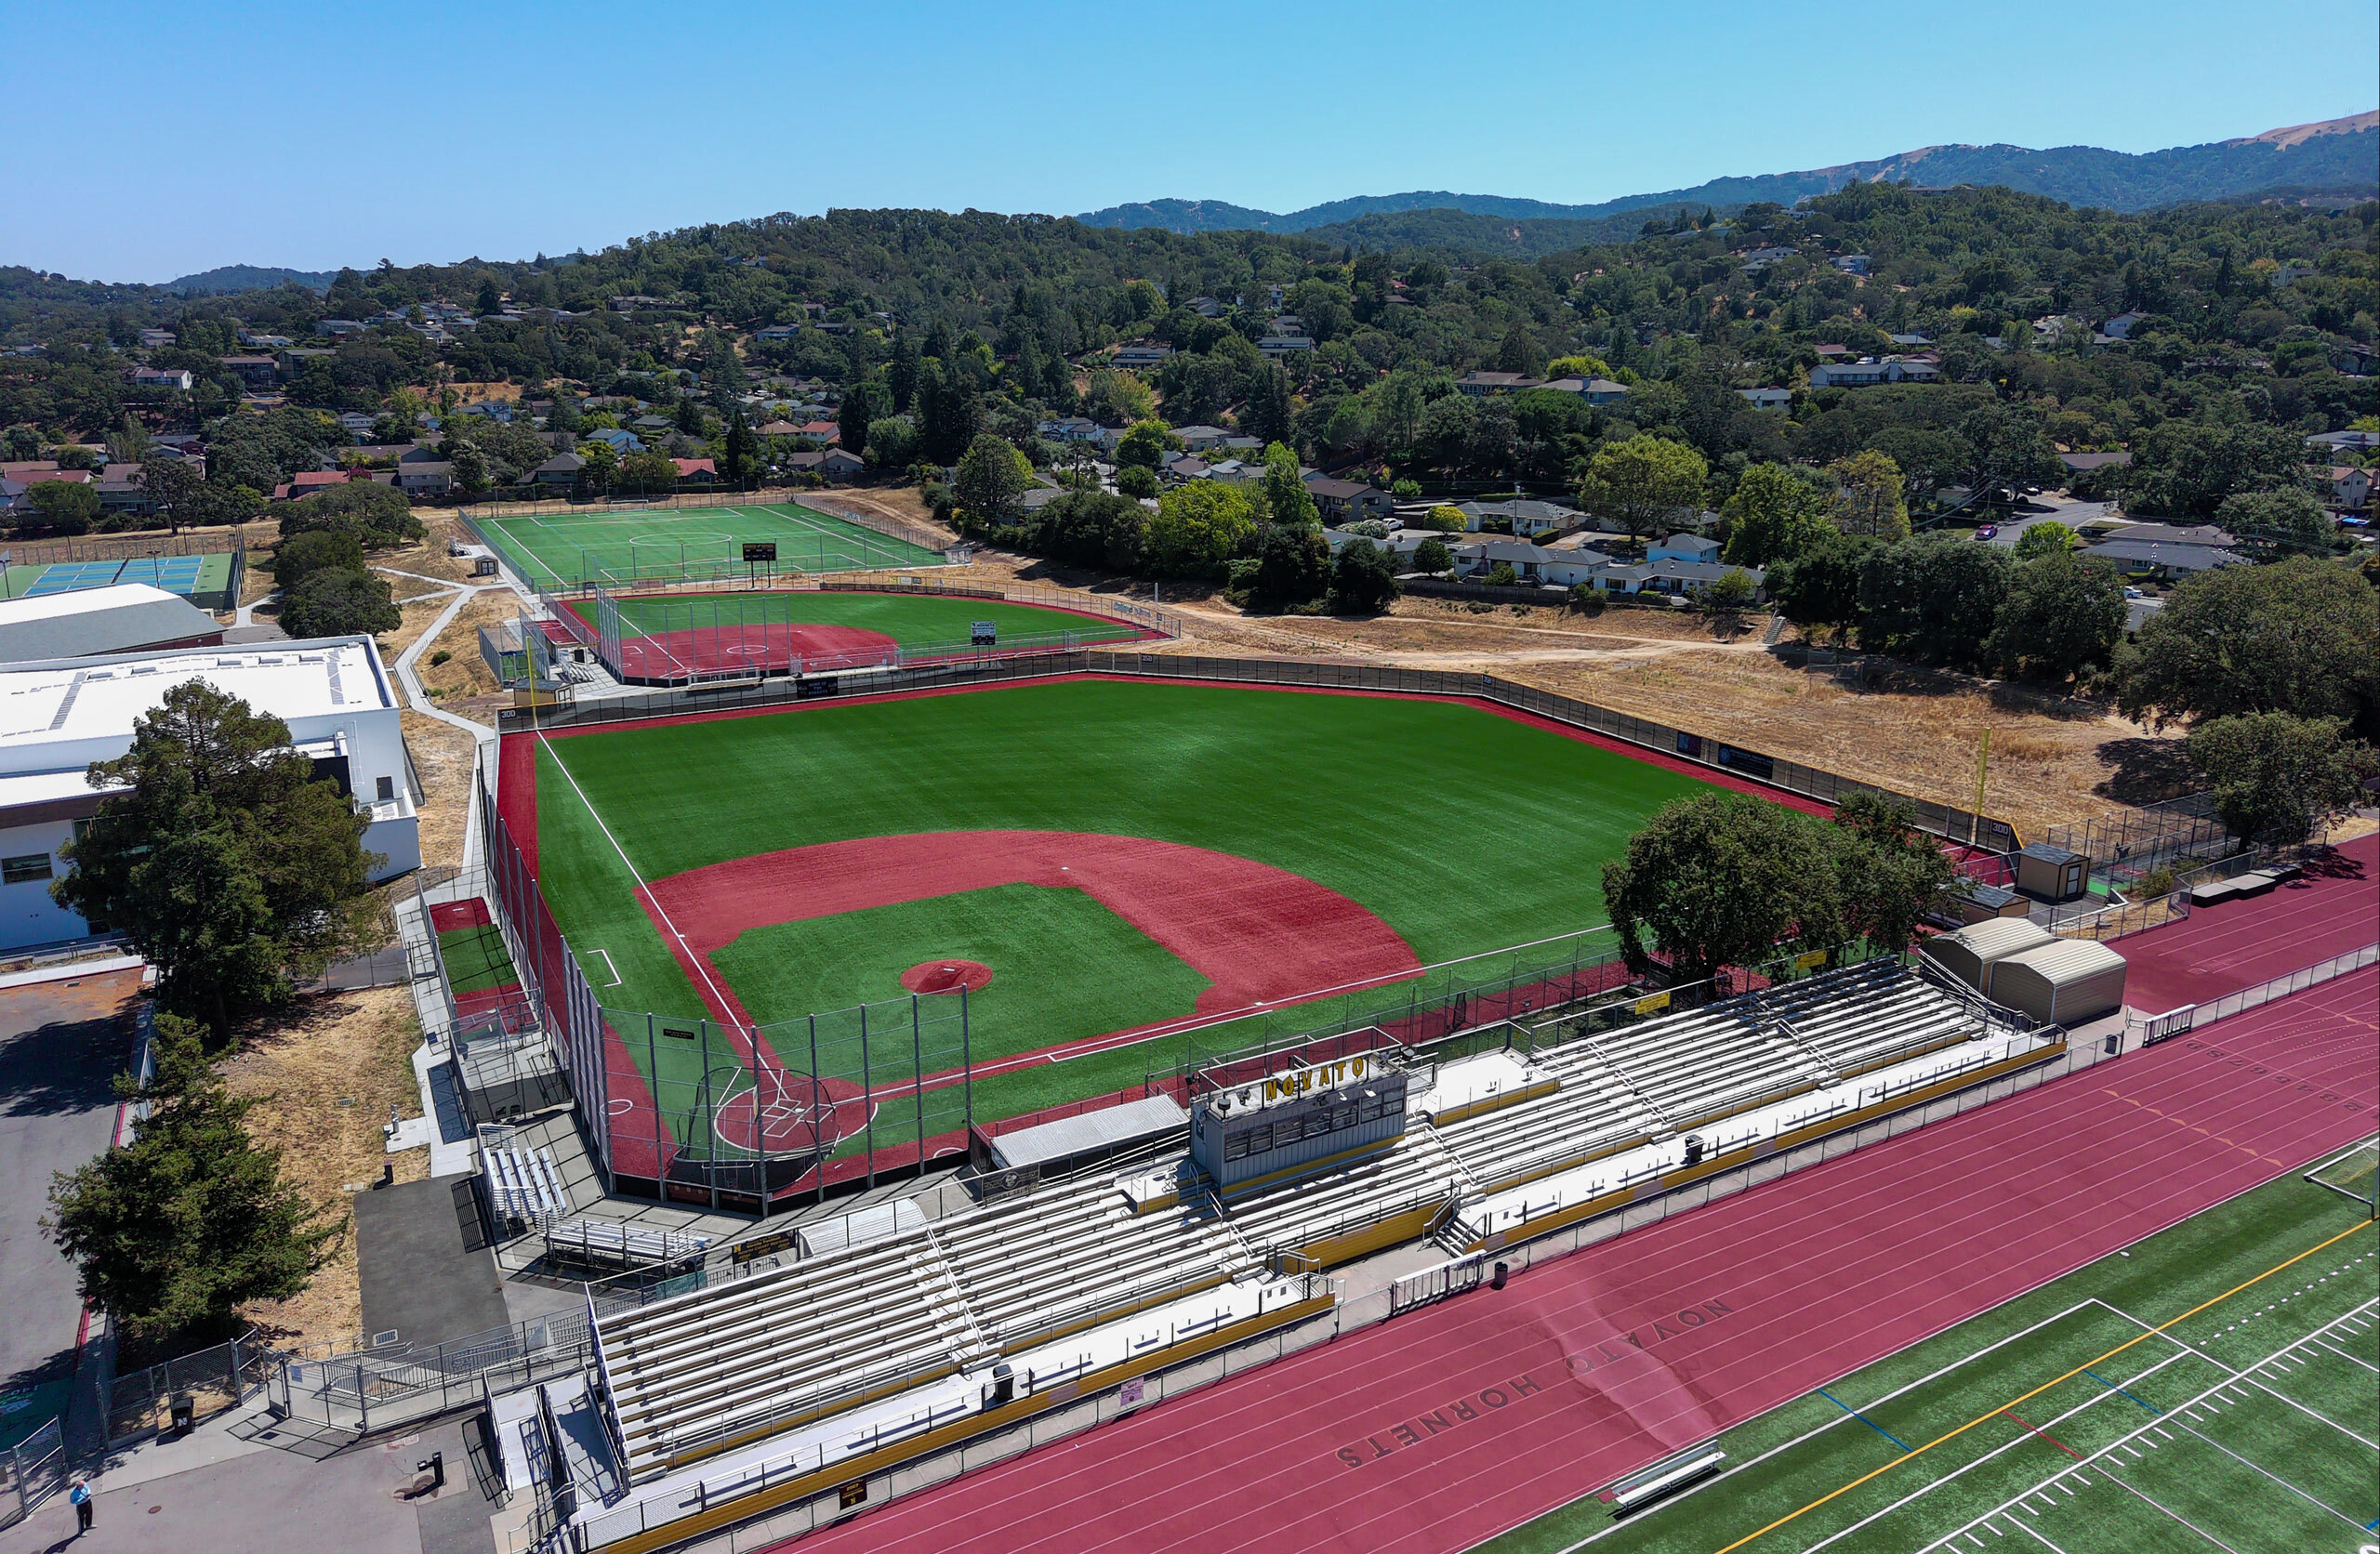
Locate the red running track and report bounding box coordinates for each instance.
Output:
[775,968,2379,1554]
[2116,832,2375,1012]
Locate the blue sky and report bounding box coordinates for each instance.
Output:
[5,0,2374,283]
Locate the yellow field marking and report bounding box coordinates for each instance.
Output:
[1710,1217,2378,1554]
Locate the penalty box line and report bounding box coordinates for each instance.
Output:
[1924,1296,2380,1551]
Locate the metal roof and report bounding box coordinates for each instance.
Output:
[987,1093,1188,1172]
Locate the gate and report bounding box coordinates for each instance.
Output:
[1390,1251,1486,1315]
[0,1416,65,1528]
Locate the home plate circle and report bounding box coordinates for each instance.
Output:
[900,958,993,994]
[711,1071,866,1153]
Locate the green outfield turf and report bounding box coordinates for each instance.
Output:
[1472,1153,2380,1554]
[582,588,1146,652]
[529,678,1736,1154]
[475,500,944,588]
[436,919,519,995]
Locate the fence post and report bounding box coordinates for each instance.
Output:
[356,1364,368,1434]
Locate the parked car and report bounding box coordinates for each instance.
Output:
[1975,524,1998,540]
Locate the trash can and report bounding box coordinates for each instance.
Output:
[170,1392,196,1433]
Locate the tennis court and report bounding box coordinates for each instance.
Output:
[470,501,945,588]
[0,549,238,610]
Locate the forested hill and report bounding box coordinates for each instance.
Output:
[1078,112,2380,243]
[162,265,336,296]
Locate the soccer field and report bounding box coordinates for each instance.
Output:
[517,678,1754,1176]
[565,588,1151,663]
[473,500,945,587]
[1472,1142,2380,1554]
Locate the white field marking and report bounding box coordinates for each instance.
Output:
[588,948,622,987]
[1924,1298,2380,1552]
[533,731,739,1025]
[1538,1300,2122,1553]
[2094,1294,2380,1449]
[1797,1350,2193,1554]
[1035,924,1619,1066]
[2312,1336,2378,1373]
[483,519,569,586]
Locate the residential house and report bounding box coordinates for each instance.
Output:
[1111,344,1171,372]
[1807,355,1942,388]
[2327,467,2371,511]
[2307,429,2380,454]
[753,324,800,343]
[278,347,335,376]
[1202,458,1263,486]
[1189,296,1224,317]
[1038,417,1104,443]
[757,420,804,438]
[2096,311,2148,341]
[314,320,368,336]
[533,453,585,488]
[631,414,673,434]
[1171,425,1231,453]
[1455,371,1542,397]
[1450,538,1613,589]
[138,328,176,349]
[820,449,866,479]
[396,460,453,497]
[1256,336,1315,357]
[2082,538,2244,580]
[609,296,668,312]
[1739,387,1794,412]
[796,421,840,445]
[672,457,719,485]
[218,355,279,389]
[1161,454,1212,483]
[1303,476,1395,525]
[1888,333,1934,348]
[337,411,377,437]
[583,428,643,454]
[94,465,154,518]
[2087,521,2235,547]
[1541,376,1631,405]
[1594,557,1766,599]
[236,330,293,349]
[1454,497,1584,536]
[1648,533,1722,565]
[130,366,192,390]
[1831,254,1872,276]
[1739,245,1796,273]
[1220,435,1265,456]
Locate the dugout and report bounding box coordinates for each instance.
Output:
[1988,940,2128,1026]
[1924,918,2056,994]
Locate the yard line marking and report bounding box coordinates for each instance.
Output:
[2005,1516,2069,1554]
[2000,1409,2082,1459]
[1818,1386,1911,1451]
[2313,1337,2378,1372]
[2098,1295,2380,1449]
[1719,1218,2377,1554]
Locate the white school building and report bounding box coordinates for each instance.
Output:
[0,636,420,951]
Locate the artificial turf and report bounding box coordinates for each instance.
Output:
[710,882,1212,1062]
[435,921,520,995]
[1471,1163,2380,1554]
[531,678,1739,1142]
[476,500,943,588]
[582,589,1146,652]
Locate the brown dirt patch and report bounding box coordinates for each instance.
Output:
[415,588,521,702]
[400,709,482,868]
[224,986,427,1351]
[900,959,994,994]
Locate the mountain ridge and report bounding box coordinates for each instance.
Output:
[1076,112,2380,236]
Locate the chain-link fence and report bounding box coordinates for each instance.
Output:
[0,1416,64,1530]
[105,1330,275,1444]
[271,1311,594,1440]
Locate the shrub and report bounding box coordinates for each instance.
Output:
[429,650,453,667]
[1487,561,1519,586]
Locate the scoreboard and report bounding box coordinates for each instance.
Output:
[1190,1055,1409,1199]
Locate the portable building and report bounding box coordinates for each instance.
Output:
[1990,940,2128,1026]
[1924,918,2055,993]
[2014,842,2089,902]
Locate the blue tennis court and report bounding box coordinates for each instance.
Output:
[24,557,207,594]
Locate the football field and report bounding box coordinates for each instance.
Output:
[473,500,944,587]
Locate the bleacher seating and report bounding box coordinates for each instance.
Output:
[544,1218,709,1271]
[485,1146,571,1230]
[1428,1047,1655,1194]
[1226,1126,1468,1261]
[597,1233,976,1481]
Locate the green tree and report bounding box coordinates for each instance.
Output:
[1244,362,1295,447]
[1987,552,2126,683]
[2123,422,2303,520]
[1721,463,1833,567]
[1146,481,1256,577]
[1829,450,1910,540]
[1116,419,1181,470]
[575,436,618,493]
[1765,531,1871,642]
[280,565,401,639]
[2011,520,2080,559]
[953,433,1033,527]
[1487,561,1520,586]
[1495,324,1546,377]
[2116,556,2380,731]
[52,682,380,1036]
[21,480,99,535]
[267,530,364,591]
[1413,535,1454,575]
[1577,436,1708,547]
[1857,534,2015,668]
[721,409,760,485]
[1030,492,1148,572]
[1250,523,1330,607]
[1601,794,1843,982]
[43,1013,340,1344]
[139,456,205,533]
[1329,538,1399,613]
[838,385,873,460]
[1829,792,1954,955]
[1699,568,1760,614]
[618,448,679,494]
[2216,489,2332,557]
[1261,442,1318,530]
[865,414,919,470]
[275,481,423,548]
[1421,505,1469,533]
[1116,464,1158,500]
[1959,404,2062,500]
[2184,713,2380,847]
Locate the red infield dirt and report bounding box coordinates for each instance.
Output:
[2117,832,2376,1013]
[429,898,492,933]
[637,830,1421,1035]
[604,622,895,682]
[774,968,2380,1554]
[902,959,994,994]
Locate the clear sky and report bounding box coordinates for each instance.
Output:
[5,0,2374,283]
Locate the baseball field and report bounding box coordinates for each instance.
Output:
[505,676,1805,1189]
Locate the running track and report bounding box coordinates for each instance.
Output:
[2115,832,2375,1012]
[774,968,2378,1554]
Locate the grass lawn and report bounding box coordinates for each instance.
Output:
[579,589,1146,652]
[532,678,1741,1147]
[1470,1155,2380,1554]
[476,500,943,588]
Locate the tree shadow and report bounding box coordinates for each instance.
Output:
[2093,737,2198,804]
[0,1007,132,1119]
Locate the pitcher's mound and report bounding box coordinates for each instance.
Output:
[900,958,994,994]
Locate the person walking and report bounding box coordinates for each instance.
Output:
[67,1473,94,1534]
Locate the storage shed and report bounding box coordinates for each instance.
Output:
[2014,842,2089,902]
[1924,917,2056,993]
[1950,881,2032,925]
[1990,940,2128,1026]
